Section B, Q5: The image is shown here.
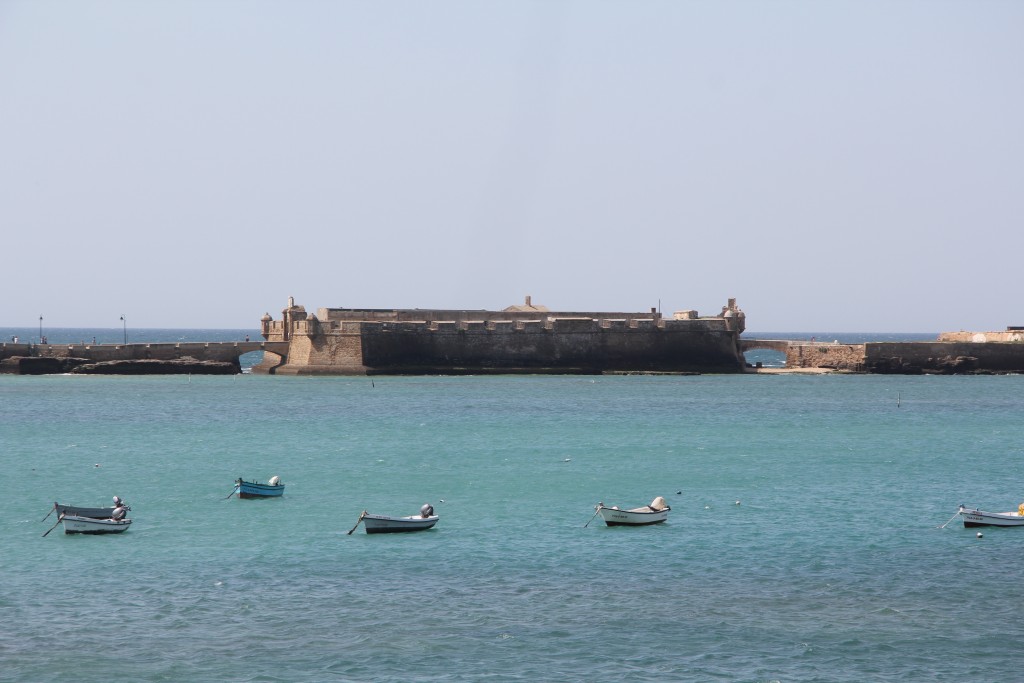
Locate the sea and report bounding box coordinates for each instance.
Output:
[3,328,1023,682]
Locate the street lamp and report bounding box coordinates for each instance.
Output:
[120,315,127,345]
[39,315,43,343]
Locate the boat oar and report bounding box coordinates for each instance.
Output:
[42,513,64,537]
[223,487,239,500]
[939,509,963,529]
[346,511,367,535]
[584,505,603,528]
[41,504,56,522]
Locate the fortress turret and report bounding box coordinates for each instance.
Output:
[281,297,307,341]
[721,298,745,334]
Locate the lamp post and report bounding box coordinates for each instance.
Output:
[39,315,43,343]
[120,315,127,345]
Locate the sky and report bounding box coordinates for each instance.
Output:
[1,1,1021,331]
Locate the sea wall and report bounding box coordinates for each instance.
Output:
[937,330,1024,343]
[777,340,1024,374]
[271,317,743,375]
[785,343,867,371]
[0,341,287,375]
[863,341,1024,374]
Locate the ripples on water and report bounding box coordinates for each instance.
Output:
[4,372,1024,681]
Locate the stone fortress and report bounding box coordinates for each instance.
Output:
[1,298,1021,375]
[254,297,748,375]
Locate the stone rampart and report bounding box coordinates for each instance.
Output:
[785,343,867,371]
[269,317,743,375]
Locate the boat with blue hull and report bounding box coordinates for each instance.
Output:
[233,476,284,499]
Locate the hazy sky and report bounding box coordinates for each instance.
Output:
[2,1,1021,331]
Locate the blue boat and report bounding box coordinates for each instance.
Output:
[233,476,284,499]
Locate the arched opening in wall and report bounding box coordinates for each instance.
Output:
[742,348,786,369]
[247,351,285,374]
[239,350,264,373]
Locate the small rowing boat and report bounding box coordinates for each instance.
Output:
[52,503,117,519]
[958,504,1024,527]
[60,514,132,535]
[232,476,284,499]
[593,496,671,526]
[44,497,130,521]
[349,504,439,534]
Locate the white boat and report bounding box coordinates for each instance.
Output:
[45,497,130,521]
[349,504,439,534]
[60,514,132,535]
[362,513,439,534]
[594,496,671,526]
[959,504,1024,527]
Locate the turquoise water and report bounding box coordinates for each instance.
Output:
[4,351,1024,680]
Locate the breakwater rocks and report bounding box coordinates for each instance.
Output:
[0,356,238,375]
[0,340,278,376]
[72,358,239,375]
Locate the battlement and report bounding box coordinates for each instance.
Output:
[274,315,732,338]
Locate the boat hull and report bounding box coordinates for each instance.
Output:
[235,481,285,498]
[362,514,439,534]
[960,507,1024,527]
[61,515,132,535]
[597,505,669,526]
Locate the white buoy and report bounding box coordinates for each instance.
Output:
[977,532,983,538]
[735,500,741,505]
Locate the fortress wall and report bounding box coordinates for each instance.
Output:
[271,333,364,374]
[547,318,599,332]
[263,320,288,341]
[330,322,743,374]
[662,318,725,332]
[284,336,313,366]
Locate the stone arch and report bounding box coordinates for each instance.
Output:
[738,339,789,368]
